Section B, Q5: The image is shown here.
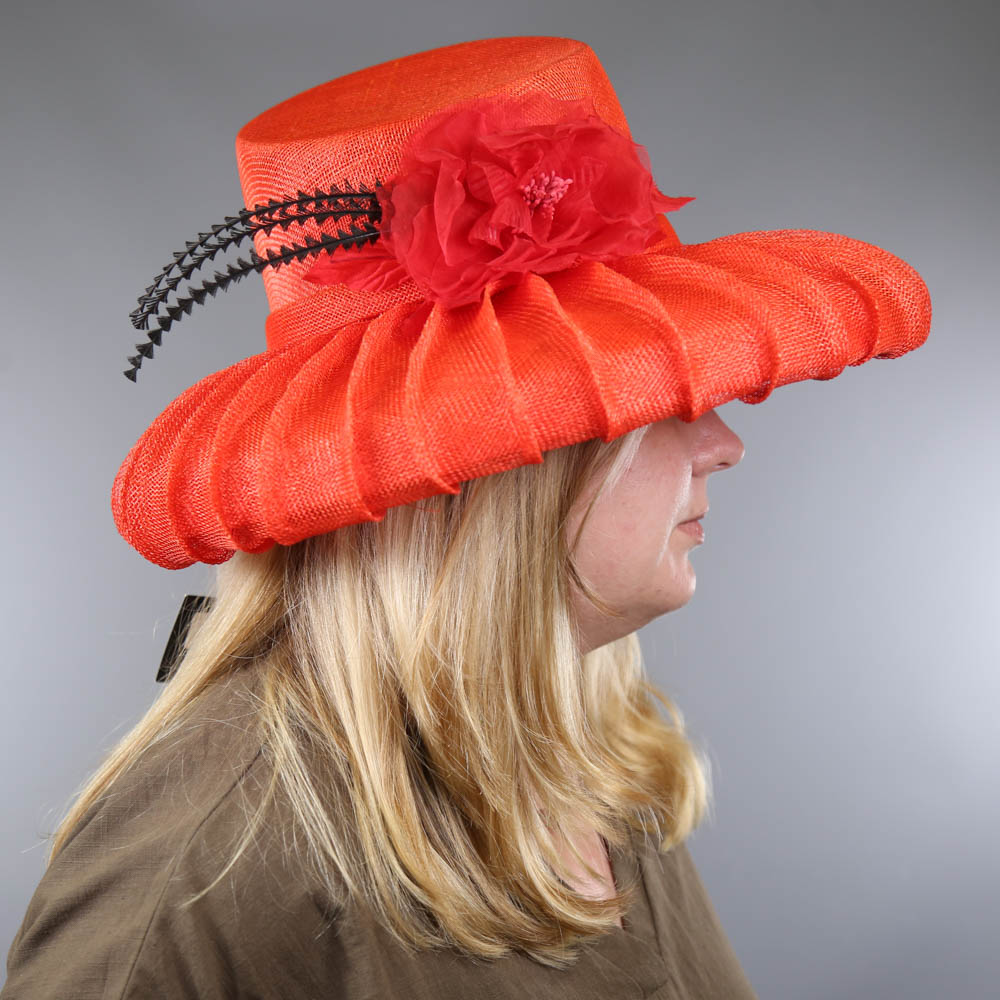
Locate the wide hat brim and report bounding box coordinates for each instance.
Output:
[112,223,931,569]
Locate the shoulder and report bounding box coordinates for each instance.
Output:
[639,833,726,926]
[638,836,759,998]
[3,669,343,1000]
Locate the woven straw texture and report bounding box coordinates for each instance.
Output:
[111,36,932,569]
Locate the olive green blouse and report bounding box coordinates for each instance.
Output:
[2,668,758,999]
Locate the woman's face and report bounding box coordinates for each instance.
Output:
[566,410,745,655]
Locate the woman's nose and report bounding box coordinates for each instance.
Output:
[697,409,745,473]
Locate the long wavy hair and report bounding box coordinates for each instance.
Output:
[46,422,713,969]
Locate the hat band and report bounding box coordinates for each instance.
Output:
[264,276,427,352]
[261,265,570,353]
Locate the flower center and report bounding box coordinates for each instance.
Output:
[520,170,573,219]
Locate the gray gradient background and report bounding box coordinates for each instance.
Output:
[2,1,997,996]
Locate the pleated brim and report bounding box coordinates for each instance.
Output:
[112,228,931,569]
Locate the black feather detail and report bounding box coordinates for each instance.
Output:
[124,181,386,380]
[129,183,383,331]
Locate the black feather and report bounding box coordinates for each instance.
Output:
[124,183,385,377]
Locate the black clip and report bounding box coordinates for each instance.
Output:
[157,594,216,683]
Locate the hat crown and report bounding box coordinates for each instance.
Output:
[234,36,633,330]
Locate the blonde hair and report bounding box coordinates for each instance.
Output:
[47,424,713,969]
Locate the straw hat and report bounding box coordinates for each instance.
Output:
[113,35,931,570]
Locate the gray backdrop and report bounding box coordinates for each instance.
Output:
[2,1,997,996]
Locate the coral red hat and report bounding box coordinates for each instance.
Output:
[113,35,931,570]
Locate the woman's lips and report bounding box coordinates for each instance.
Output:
[677,518,704,540]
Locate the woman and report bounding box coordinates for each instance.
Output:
[1,34,929,999]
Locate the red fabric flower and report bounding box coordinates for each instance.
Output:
[305,90,694,308]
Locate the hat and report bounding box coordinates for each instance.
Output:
[112,35,931,570]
